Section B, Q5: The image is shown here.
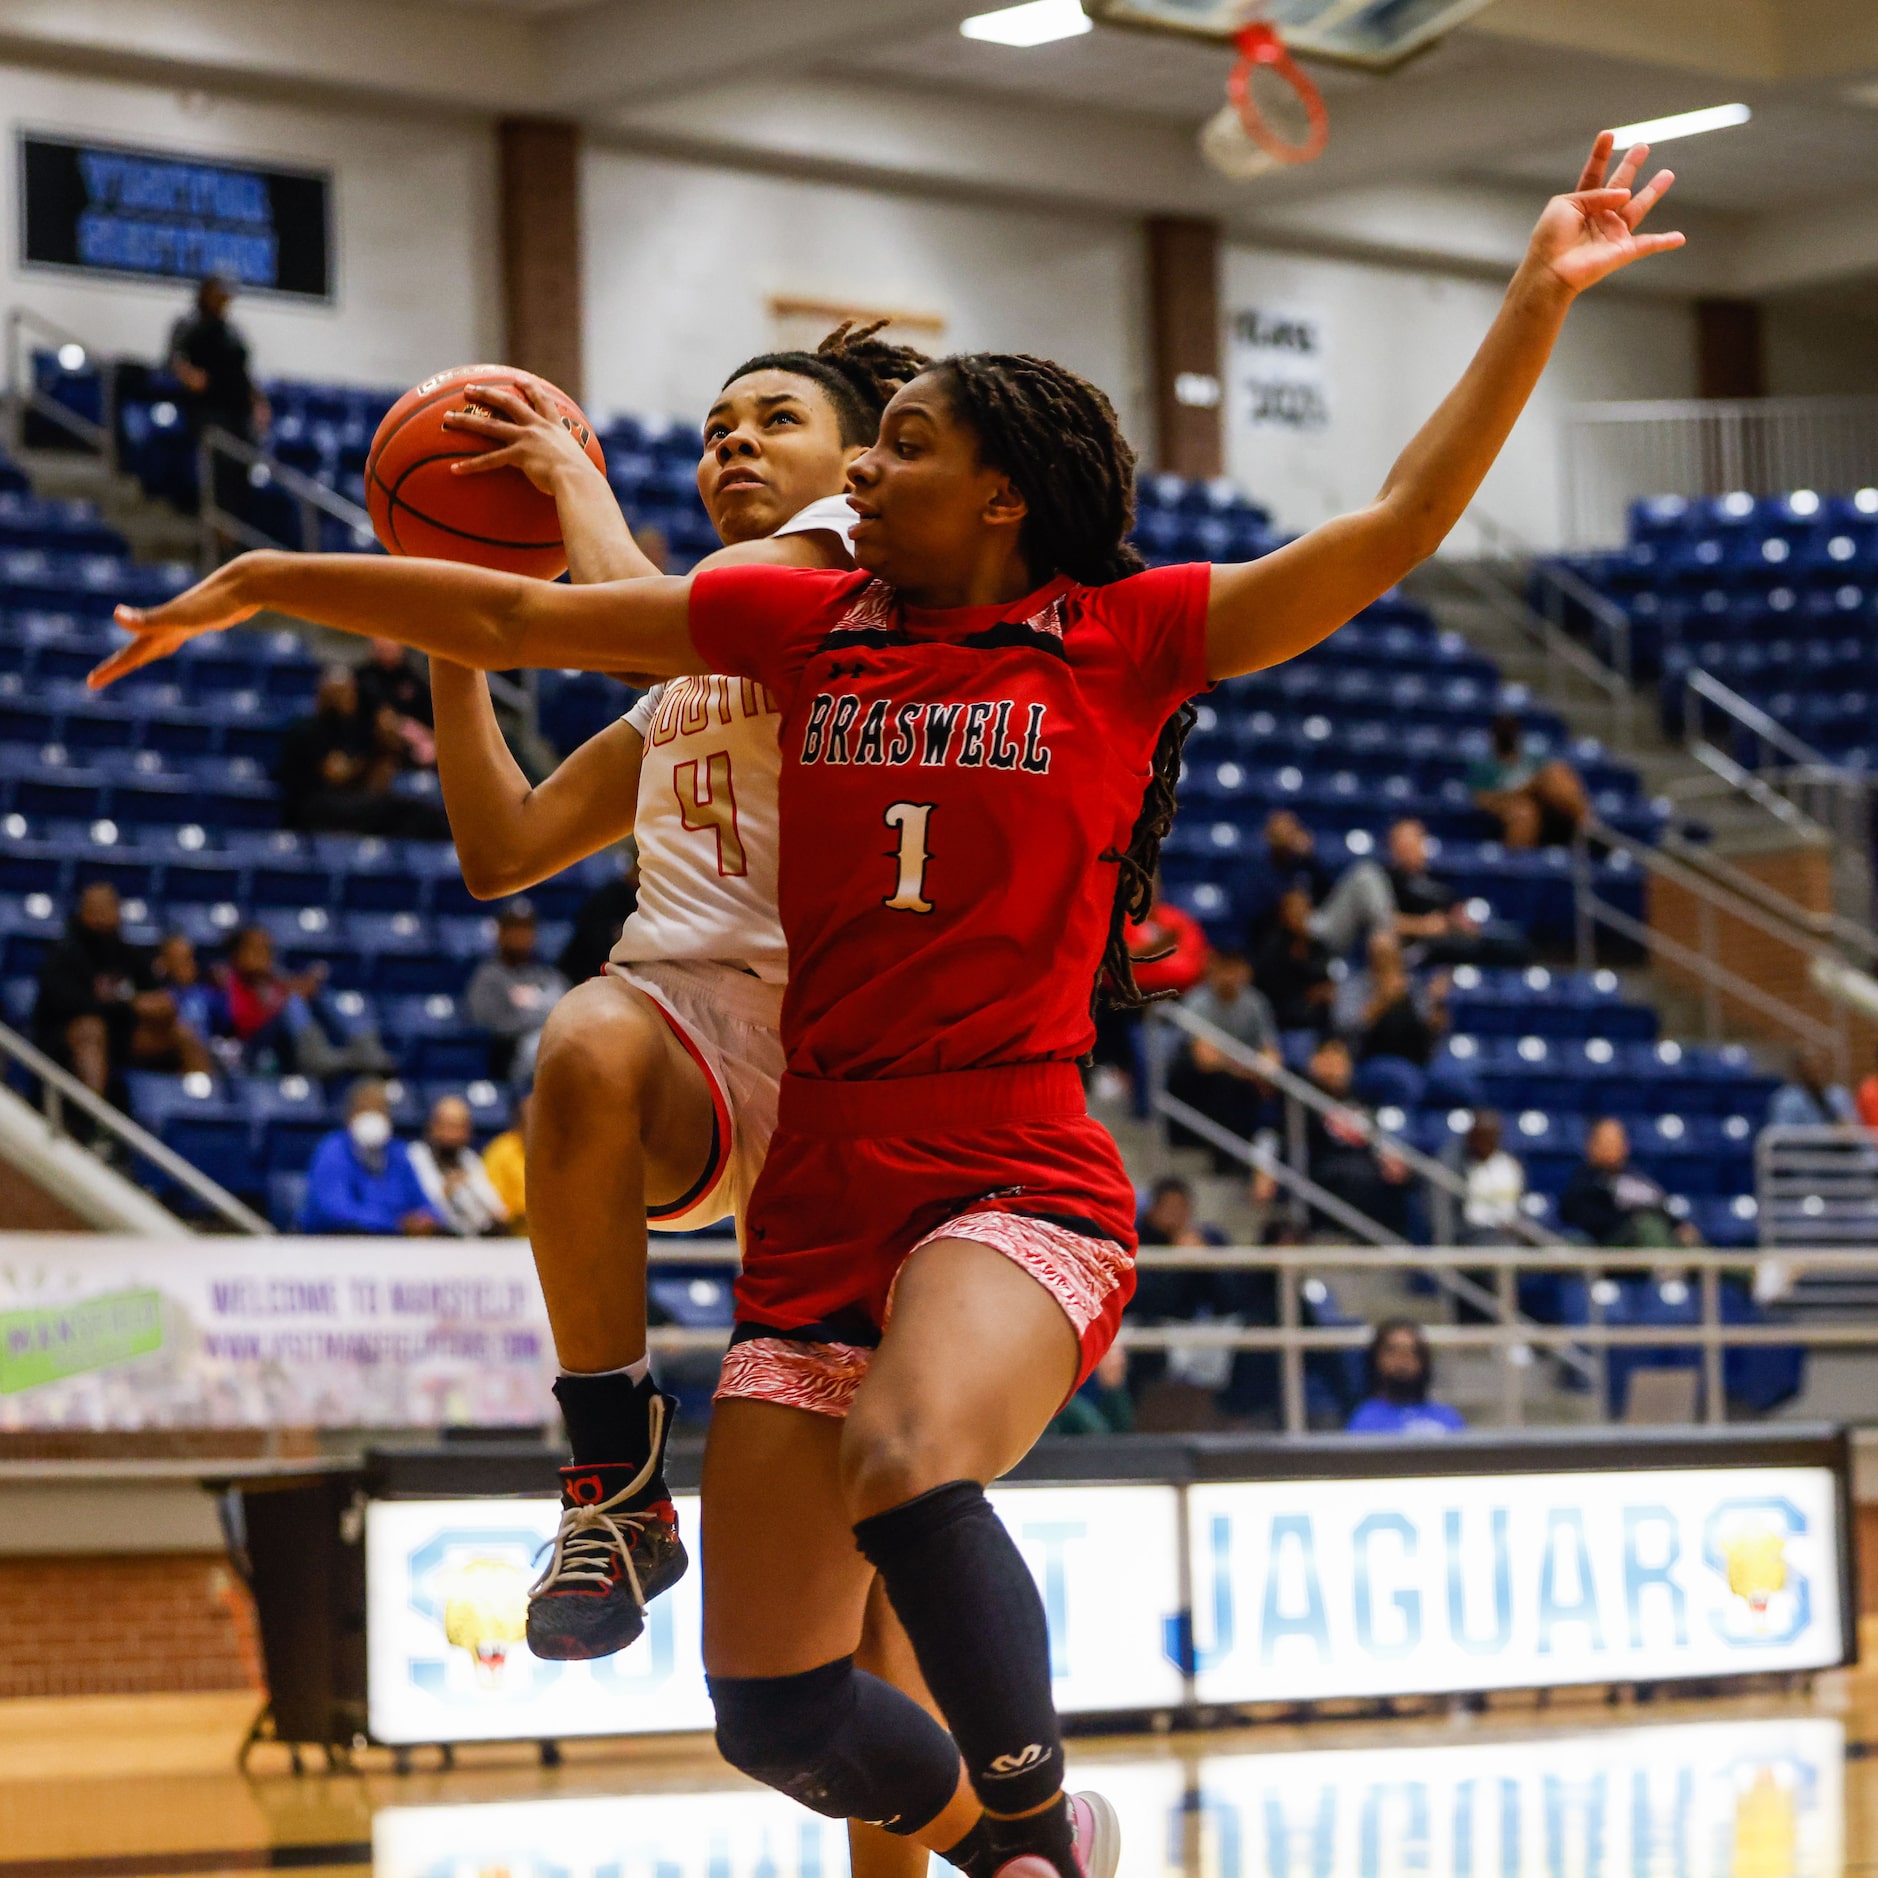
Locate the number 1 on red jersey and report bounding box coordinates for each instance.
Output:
[883,801,935,914]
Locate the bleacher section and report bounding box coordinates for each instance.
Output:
[1543,486,1878,760]
[0,369,1787,1271]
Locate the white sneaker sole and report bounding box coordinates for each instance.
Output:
[1071,1789,1122,1878]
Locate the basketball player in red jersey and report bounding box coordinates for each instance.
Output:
[96,136,1678,1878]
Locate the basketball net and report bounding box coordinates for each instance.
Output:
[1199,16,1330,181]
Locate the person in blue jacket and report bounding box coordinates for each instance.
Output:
[1345,1318,1465,1436]
[298,1077,444,1236]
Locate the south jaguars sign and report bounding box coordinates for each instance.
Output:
[363,1441,1849,1745]
[1187,1465,1845,1705]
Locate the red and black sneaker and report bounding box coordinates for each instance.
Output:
[525,1399,689,1661]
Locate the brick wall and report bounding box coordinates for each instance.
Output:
[1648,843,1871,1066]
[0,1552,263,1699]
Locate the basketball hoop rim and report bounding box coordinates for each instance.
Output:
[1228,21,1330,166]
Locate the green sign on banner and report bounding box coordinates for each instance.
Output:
[0,1288,164,1392]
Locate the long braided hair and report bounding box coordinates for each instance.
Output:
[722,320,932,444]
[934,352,1196,1013]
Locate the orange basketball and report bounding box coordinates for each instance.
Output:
[364,364,606,579]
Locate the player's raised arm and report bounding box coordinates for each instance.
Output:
[87,550,708,690]
[1202,133,1683,683]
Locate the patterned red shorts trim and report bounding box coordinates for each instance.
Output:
[714,1337,875,1417]
[713,1210,1131,1419]
[907,1208,1132,1339]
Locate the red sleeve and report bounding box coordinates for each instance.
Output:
[1128,904,1210,997]
[688,564,861,703]
[1099,562,1212,723]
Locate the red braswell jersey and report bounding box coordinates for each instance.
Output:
[689,561,1212,1081]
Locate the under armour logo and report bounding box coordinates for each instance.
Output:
[826,660,868,680]
[985,1743,1049,1778]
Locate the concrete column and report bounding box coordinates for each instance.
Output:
[1146,215,1223,480]
[498,118,583,399]
[1696,297,1765,401]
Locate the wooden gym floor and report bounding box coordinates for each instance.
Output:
[3,1642,1876,1878]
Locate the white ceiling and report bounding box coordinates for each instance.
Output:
[3,0,1876,297]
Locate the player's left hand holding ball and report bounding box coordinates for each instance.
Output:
[1523,132,1683,298]
[91,562,262,689]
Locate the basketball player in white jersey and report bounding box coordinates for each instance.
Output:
[427,329,930,1681]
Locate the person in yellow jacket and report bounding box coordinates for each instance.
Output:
[482,1091,530,1235]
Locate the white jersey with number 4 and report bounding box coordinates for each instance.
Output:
[609,495,857,985]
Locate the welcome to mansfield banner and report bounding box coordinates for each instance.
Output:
[0,1236,558,1429]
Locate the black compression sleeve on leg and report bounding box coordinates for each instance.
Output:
[553,1371,666,1473]
[708,1657,962,1836]
[854,1481,1067,1821]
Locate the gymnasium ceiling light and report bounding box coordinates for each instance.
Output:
[961,0,1092,48]
[1607,102,1752,145]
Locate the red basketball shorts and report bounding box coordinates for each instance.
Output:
[714,1061,1138,1419]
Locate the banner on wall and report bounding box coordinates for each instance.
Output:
[364,1483,1187,1745]
[372,1714,1845,1878]
[362,1459,1846,1745]
[1188,1465,1847,1704]
[20,133,333,299]
[0,1237,554,1430]
[1227,304,1331,432]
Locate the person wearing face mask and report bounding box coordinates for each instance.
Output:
[297,1078,443,1236]
[409,1093,511,1237]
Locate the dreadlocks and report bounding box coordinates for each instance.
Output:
[723,320,931,446]
[933,352,1195,1013]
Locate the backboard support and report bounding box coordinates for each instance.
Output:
[1085,0,1502,74]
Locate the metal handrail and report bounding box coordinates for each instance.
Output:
[4,306,115,463]
[1466,504,1636,688]
[198,425,374,566]
[0,1018,271,1234]
[1574,817,1852,1075]
[1682,666,1833,773]
[640,1242,1878,1432]
[1154,1003,1560,1247]
[1755,1123,1878,1248]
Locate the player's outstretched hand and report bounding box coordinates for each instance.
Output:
[88,559,261,689]
[444,380,597,495]
[1527,131,1683,296]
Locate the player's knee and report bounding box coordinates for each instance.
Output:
[839,1403,951,1522]
[708,1661,856,1814]
[534,983,656,1118]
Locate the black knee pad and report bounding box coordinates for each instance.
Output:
[709,1657,957,1833]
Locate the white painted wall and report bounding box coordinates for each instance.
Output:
[581,143,1149,446]
[0,62,499,389]
[1221,245,1699,551]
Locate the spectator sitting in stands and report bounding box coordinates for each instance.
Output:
[1251,888,1335,1033]
[1385,818,1531,968]
[1129,1177,1275,1427]
[409,1093,511,1237]
[1767,1043,1857,1128]
[1346,1319,1465,1435]
[1467,711,1589,850]
[557,849,640,984]
[464,898,568,1083]
[1559,1116,1691,1248]
[1245,811,1334,948]
[298,1079,442,1236]
[1089,876,1209,1105]
[481,1090,530,1234]
[218,924,390,1077]
[1458,1110,1526,1243]
[277,665,447,839]
[1166,947,1276,1169]
[151,932,221,1056]
[1332,929,1448,1068]
[355,637,437,770]
[33,883,210,1101]
[1254,1037,1410,1237]
[1049,1343,1134,1436]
